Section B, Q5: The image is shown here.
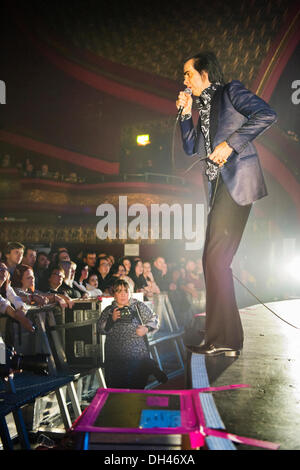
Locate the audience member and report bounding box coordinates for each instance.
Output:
[143,261,160,295]
[120,256,131,275]
[128,259,148,292]
[57,250,71,263]
[58,261,82,299]
[180,259,205,313]
[64,172,78,183]
[10,264,49,307]
[95,256,113,294]
[22,247,37,267]
[108,262,134,294]
[83,250,97,272]
[97,279,165,388]
[73,263,91,297]
[1,153,11,168]
[34,251,50,290]
[24,160,35,177]
[151,256,171,291]
[36,164,50,179]
[0,263,35,343]
[41,266,74,308]
[4,242,24,276]
[85,272,103,297]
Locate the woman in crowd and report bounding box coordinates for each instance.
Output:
[120,257,131,276]
[143,261,160,296]
[98,279,167,388]
[129,259,159,299]
[73,263,91,297]
[109,261,134,294]
[128,259,148,292]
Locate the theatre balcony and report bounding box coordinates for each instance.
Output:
[0,168,206,258]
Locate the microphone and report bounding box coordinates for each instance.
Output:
[176,87,192,121]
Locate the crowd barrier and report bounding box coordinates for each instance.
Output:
[0,292,185,448]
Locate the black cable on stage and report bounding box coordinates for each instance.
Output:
[233,274,300,330]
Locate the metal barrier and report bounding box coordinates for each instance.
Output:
[147,293,186,385]
[0,300,106,449]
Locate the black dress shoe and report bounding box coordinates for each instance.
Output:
[186,343,241,357]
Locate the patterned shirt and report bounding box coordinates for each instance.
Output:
[195,83,221,181]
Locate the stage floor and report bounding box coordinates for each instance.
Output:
[190,299,300,450]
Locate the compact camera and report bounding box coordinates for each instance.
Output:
[118,306,132,323]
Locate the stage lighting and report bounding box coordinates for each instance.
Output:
[286,257,300,280]
[136,135,150,146]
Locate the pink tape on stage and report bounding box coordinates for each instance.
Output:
[203,428,280,450]
[199,384,251,392]
[71,386,280,450]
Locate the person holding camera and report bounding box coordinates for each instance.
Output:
[98,279,167,388]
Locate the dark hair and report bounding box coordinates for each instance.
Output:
[24,246,36,257]
[5,242,25,254]
[48,266,65,278]
[74,262,88,283]
[128,259,143,279]
[83,250,96,257]
[112,279,130,293]
[110,262,126,277]
[36,251,49,261]
[87,272,98,282]
[188,51,224,84]
[96,256,110,270]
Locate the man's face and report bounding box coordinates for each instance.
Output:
[37,254,49,269]
[23,249,37,267]
[183,59,211,97]
[155,257,165,271]
[98,259,110,276]
[7,248,24,266]
[86,253,96,268]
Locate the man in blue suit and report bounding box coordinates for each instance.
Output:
[177,51,277,356]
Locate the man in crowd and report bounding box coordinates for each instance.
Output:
[83,250,97,272]
[151,256,171,292]
[3,242,24,276]
[95,256,113,293]
[22,247,37,267]
[34,251,50,290]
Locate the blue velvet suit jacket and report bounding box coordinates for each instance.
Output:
[180,80,277,205]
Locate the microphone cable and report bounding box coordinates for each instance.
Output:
[233,273,300,330]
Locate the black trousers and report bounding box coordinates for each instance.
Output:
[202,176,252,350]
